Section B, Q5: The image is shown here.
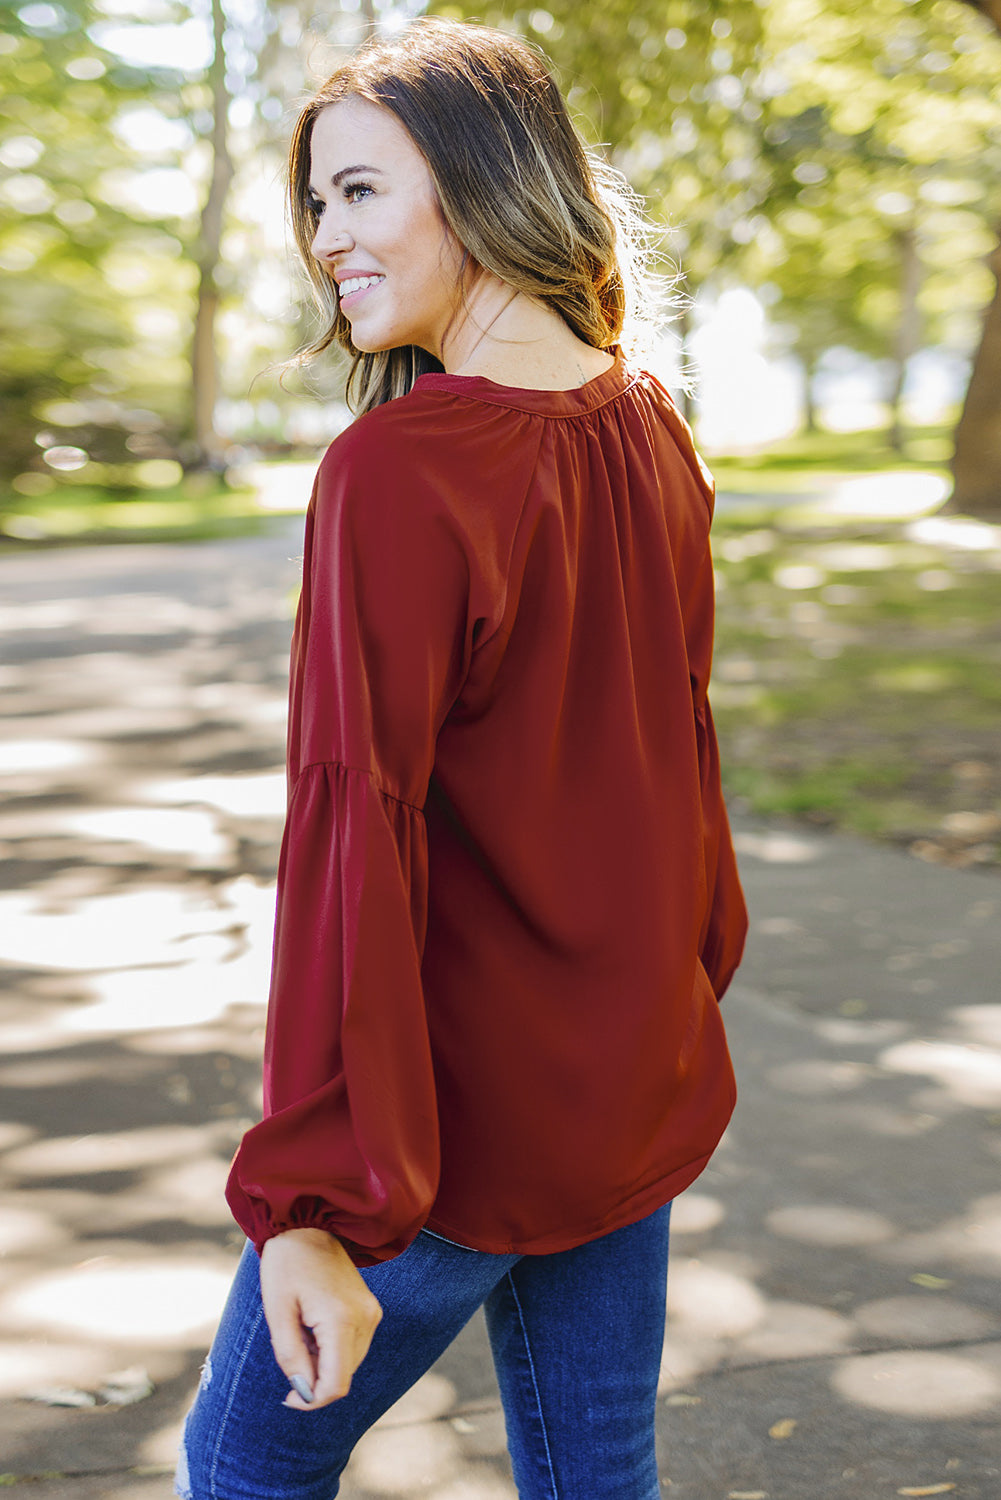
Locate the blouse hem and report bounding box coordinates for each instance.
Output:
[422,1142,726,1257]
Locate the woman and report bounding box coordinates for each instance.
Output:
[177,16,746,1499]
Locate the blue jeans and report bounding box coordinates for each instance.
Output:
[176,1202,671,1500]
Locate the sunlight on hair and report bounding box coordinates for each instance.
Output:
[831,1349,1000,1418]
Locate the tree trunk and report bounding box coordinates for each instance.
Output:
[949,230,1001,515]
[948,2,1001,513]
[190,0,234,468]
[887,223,921,454]
[802,351,819,434]
[960,1,1001,32]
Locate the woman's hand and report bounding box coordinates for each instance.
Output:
[259,1226,383,1410]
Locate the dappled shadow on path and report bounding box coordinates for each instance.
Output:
[0,533,299,1486]
[650,824,1001,1498]
[0,535,999,1498]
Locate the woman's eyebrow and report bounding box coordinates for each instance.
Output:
[309,164,386,195]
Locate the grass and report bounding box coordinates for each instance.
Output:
[0,471,270,548]
[706,420,953,494]
[710,482,1001,868]
[2,422,997,867]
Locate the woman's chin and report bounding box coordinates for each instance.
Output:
[350,332,430,360]
[348,330,396,355]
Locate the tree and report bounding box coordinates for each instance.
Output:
[750,0,1001,453]
[181,0,383,463]
[188,0,234,467]
[0,0,191,487]
[427,0,769,404]
[8,0,999,496]
[428,0,1000,464]
[951,0,1001,514]
[962,0,1001,28]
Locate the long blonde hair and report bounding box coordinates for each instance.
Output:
[288,16,667,414]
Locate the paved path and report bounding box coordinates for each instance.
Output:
[0,528,998,1499]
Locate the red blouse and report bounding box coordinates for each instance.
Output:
[225,348,747,1264]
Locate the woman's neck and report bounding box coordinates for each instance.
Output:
[439,278,615,391]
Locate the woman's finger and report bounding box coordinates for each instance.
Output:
[264,1288,318,1400]
[308,1310,358,1406]
[309,1286,382,1406]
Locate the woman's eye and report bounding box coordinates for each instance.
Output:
[344,180,373,203]
[306,196,324,217]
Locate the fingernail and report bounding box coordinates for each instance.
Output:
[290,1374,314,1404]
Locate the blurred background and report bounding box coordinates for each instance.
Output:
[2,7,1001,1493]
[2,0,999,519]
[4,0,1000,851]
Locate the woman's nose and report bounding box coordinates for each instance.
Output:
[312,214,353,263]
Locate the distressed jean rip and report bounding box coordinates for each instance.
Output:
[174,1423,192,1499]
[174,1355,210,1497]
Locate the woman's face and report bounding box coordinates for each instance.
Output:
[308,96,468,358]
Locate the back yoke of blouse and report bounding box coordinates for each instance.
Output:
[226,349,748,1263]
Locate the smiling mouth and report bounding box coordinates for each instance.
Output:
[338,275,385,306]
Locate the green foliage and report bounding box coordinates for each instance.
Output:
[430,0,1001,388]
[0,0,196,480]
[0,468,262,546]
[711,485,1001,858]
[709,419,955,492]
[3,0,1001,490]
[429,0,770,282]
[751,0,1001,378]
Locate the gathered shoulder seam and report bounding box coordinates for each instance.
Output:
[414,373,642,419]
